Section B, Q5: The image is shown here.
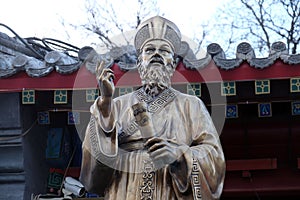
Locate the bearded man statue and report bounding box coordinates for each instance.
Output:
[80,16,225,200]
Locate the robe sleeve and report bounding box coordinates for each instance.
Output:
[79,97,118,195]
[90,97,116,133]
[169,97,225,200]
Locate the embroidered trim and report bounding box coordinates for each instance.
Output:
[134,88,176,113]
[126,121,139,135]
[139,159,155,200]
[118,121,139,141]
[134,88,154,103]
[89,116,101,159]
[191,158,202,200]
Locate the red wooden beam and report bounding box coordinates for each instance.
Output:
[1,60,300,91]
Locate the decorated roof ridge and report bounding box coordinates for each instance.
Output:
[206,42,300,70]
[0,24,299,79]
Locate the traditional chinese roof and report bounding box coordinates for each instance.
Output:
[0,24,300,91]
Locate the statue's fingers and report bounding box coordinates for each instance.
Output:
[96,61,106,76]
[106,68,114,73]
[144,137,163,147]
[147,141,165,153]
[101,69,115,80]
[107,72,115,81]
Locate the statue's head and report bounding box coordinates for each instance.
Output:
[134,16,182,96]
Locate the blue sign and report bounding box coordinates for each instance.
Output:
[38,111,50,124]
[292,102,300,115]
[226,105,238,118]
[68,111,80,125]
[258,103,272,117]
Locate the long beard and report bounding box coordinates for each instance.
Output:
[137,61,174,98]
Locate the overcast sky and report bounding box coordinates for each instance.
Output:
[0,0,227,48]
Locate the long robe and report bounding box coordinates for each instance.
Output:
[80,87,225,200]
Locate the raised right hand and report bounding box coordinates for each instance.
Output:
[96,61,115,98]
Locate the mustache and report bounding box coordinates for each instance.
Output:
[149,55,164,65]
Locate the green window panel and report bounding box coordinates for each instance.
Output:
[290,78,300,92]
[86,89,99,102]
[22,90,35,104]
[187,83,201,97]
[255,80,270,94]
[221,81,236,96]
[54,90,68,104]
[119,87,133,96]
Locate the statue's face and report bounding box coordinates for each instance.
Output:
[137,40,176,93]
[140,40,175,68]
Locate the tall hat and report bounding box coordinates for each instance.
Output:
[134,16,182,54]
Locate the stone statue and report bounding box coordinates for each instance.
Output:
[79,16,225,200]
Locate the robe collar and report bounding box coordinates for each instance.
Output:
[134,87,177,113]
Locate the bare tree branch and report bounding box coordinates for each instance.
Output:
[67,0,160,50]
[216,0,300,55]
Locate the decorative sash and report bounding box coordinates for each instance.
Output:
[191,158,202,200]
[135,88,176,200]
[139,159,155,200]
